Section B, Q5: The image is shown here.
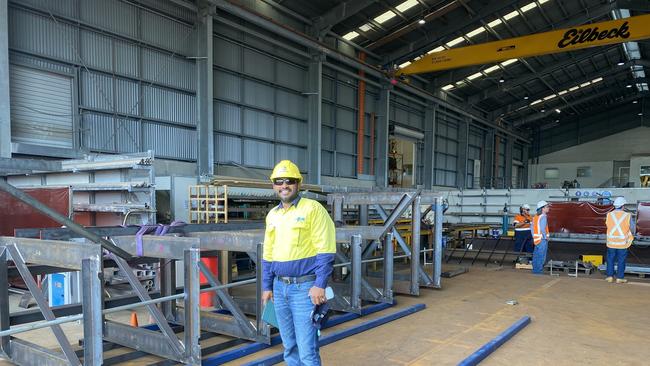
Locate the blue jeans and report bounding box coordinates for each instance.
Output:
[273,279,320,366]
[606,248,628,279]
[532,240,548,274]
[514,230,533,253]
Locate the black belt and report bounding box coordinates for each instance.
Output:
[277,274,316,284]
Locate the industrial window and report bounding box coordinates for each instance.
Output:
[545,168,559,179]
[576,166,591,177]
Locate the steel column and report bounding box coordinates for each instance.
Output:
[423,103,436,188]
[433,198,443,288]
[376,85,390,187]
[183,249,201,365]
[350,235,362,310]
[410,195,421,295]
[307,53,323,184]
[196,1,214,176]
[456,118,469,189]
[81,257,103,365]
[383,232,393,301]
[0,248,8,354]
[0,0,9,158]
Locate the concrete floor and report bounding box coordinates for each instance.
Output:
[2,267,649,365]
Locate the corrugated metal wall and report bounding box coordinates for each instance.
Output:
[435,108,461,187]
[212,23,308,170]
[8,0,198,160]
[321,66,377,178]
[467,126,484,188]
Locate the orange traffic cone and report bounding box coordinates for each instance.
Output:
[130,311,139,327]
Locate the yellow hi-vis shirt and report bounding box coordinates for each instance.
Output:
[262,197,336,290]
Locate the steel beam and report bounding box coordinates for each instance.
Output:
[190,230,263,252]
[109,235,199,259]
[104,321,184,362]
[312,0,374,38]
[108,253,185,358]
[327,191,442,205]
[7,339,70,366]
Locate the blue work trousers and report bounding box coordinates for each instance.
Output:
[532,239,548,274]
[606,247,628,279]
[514,230,533,253]
[274,279,320,366]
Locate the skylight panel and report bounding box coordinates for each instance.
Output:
[467,72,483,80]
[466,27,486,38]
[427,46,446,54]
[442,84,454,91]
[503,10,519,21]
[487,19,503,28]
[375,10,397,24]
[343,31,359,40]
[359,24,372,32]
[484,65,501,74]
[446,37,465,47]
[396,0,419,13]
[520,3,537,12]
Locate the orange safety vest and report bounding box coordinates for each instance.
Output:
[532,214,549,245]
[513,213,532,230]
[606,211,633,249]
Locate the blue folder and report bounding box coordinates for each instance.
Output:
[262,300,279,328]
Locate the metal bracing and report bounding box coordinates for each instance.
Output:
[0,239,103,366]
[329,191,445,295]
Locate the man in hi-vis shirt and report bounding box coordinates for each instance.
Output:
[261,160,336,366]
[605,197,635,283]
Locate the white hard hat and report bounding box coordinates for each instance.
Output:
[537,200,549,210]
[613,197,626,208]
[521,204,530,210]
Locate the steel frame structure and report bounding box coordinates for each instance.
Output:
[327,191,445,295]
[0,237,103,366]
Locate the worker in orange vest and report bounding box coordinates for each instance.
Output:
[513,204,533,254]
[531,201,550,274]
[605,197,635,283]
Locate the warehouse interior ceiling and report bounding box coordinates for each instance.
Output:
[250,0,650,137]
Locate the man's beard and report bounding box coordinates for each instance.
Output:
[279,189,299,204]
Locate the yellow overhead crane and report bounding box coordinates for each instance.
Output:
[395,13,650,76]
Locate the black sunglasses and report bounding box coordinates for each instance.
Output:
[273,178,299,186]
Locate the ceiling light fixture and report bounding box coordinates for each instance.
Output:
[633,100,639,104]
[555,109,561,114]
[541,109,546,112]
[627,84,633,88]
[617,60,625,66]
[418,19,426,25]
[523,96,529,100]
[499,77,505,83]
